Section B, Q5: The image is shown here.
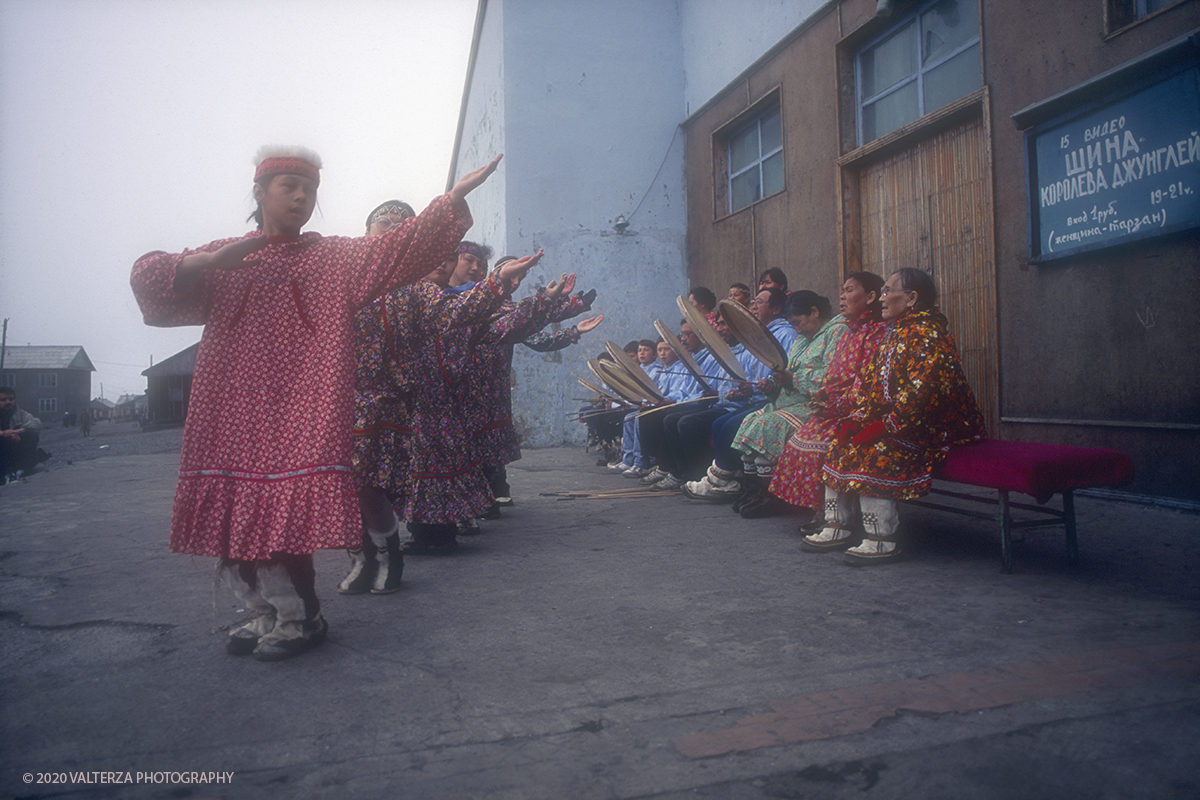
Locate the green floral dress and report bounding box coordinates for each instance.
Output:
[731,315,848,462]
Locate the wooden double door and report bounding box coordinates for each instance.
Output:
[850,112,998,432]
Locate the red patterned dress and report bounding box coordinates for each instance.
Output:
[769,313,888,509]
[821,309,986,500]
[352,275,511,524]
[131,195,470,560]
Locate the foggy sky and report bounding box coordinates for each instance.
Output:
[0,0,477,398]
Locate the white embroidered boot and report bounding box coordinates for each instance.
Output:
[845,496,902,564]
[801,487,860,551]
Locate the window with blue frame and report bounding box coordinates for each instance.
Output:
[855,0,981,146]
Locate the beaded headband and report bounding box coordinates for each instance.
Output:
[254,156,320,185]
[366,201,415,228]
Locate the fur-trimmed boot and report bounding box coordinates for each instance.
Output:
[732,471,764,513]
[252,558,327,662]
[218,559,276,656]
[739,456,789,518]
[337,527,378,595]
[683,461,742,502]
[372,530,404,594]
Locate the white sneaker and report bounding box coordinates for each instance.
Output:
[639,467,669,485]
[622,465,650,478]
[652,474,685,492]
[607,459,628,471]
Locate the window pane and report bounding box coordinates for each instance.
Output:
[761,151,784,197]
[760,106,782,155]
[922,43,980,112]
[729,124,760,174]
[1146,0,1175,14]
[862,80,919,142]
[921,0,978,66]
[861,22,916,98]
[731,168,761,212]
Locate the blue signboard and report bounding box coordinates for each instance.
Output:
[1027,65,1200,261]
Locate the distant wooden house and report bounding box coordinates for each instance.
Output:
[89,397,117,421]
[142,343,198,425]
[115,393,148,420]
[0,345,95,424]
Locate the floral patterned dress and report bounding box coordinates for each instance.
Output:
[130,195,470,559]
[351,275,510,505]
[768,313,888,509]
[821,308,986,500]
[729,316,847,462]
[463,294,586,470]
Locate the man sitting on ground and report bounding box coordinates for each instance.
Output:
[0,387,44,484]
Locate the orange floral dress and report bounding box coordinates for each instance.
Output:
[822,309,985,500]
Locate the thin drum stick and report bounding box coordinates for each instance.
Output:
[657,369,747,386]
[628,395,714,419]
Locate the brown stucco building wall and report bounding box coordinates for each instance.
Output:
[684,3,848,301]
[987,1,1200,499]
[684,0,1200,500]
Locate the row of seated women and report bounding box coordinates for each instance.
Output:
[590,268,985,565]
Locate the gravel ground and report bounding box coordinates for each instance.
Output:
[29,420,184,472]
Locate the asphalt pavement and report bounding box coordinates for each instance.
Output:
[1,438,1198,800]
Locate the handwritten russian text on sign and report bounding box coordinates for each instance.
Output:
[1030,67,1200,260]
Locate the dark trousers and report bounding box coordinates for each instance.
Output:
[667,407,730,479]
[484,464,510,498]
[712,404,767,471]
[408,522,457,545]
[0,430,40,479]
[639,406,699,476]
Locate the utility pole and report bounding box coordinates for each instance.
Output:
[0,318,8,374]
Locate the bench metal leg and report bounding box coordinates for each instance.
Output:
[1063,490,1079,564]
[999,490,1013,574]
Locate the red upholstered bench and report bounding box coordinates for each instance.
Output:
[903,439,1135,573]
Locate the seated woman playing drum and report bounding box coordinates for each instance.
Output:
[723,291,844,516]
[768,272,887,523]
[805,268,985,565]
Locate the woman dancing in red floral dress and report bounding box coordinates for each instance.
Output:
[131,147,506,659]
